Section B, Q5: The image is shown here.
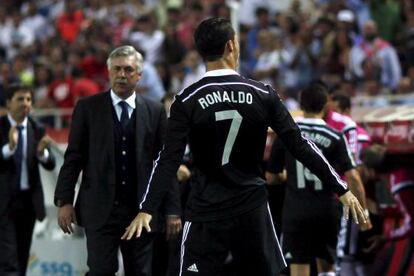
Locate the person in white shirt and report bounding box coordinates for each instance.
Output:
[0,83,55,275]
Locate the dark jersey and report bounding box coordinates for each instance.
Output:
[140,69,348,222]
[268,118,355,230]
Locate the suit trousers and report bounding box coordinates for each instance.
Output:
[0,191,36,276]
[85,201,155,276]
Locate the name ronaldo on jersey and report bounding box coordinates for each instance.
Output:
[198,90,253,109]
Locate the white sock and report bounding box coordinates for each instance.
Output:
[318,272,336,276]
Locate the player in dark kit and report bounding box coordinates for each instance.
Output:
[122,18,367,276]
[267,83,360,276]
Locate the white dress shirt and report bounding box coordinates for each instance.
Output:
[110,90,136,121]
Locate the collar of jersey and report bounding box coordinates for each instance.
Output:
[296,117,326,125]
[204,69,239,77]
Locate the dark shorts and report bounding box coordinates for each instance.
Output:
[282,213,339,264]
[179,202,286,276]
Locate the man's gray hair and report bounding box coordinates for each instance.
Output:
[106,45,144,73]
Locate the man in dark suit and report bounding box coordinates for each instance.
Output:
[54,45,181,276]
[0,83,56,276]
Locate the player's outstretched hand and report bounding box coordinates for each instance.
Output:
[121,212,152,240]
[339,191,368,224]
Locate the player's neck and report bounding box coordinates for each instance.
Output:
[206,54,237,72]
[303,111,324,119]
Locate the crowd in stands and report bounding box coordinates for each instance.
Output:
[0,0,413,118]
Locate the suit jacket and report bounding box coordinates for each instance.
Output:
[0,116,56,220]
[54,92,180,230]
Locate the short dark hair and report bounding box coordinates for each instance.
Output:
[194,17,235,62]
[255,7,268,17]
[5,83,33,101]
[332,93,351,112]
[299,82,328,113]
[361,144,386,169]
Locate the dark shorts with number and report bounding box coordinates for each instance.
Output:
[282,202,340,264]
[179,202,286,276]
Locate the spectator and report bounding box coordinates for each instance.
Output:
[0,9,34,60]
[246,7,274,71]
[47,62,75,110]
[237,0,273,27]
[0,62,18,108]
[395,77,414,105]
[358,58,390,105]
[314,15,337,71]
[252,29,284,87]
[326,29,354,80]
[161,23,187,68]
[176,2,205,50]
[71,68,100,102]
[21,2,49,41]
[32,61,54,109]
[180,50,205,90]
[83,0,109,21]
[397,77,413,94]
[11,54,33,86]
[128,13,165,65]
[136,60,166,102]
[110,6,134,46]
[280,16,315,98]
[211,2,231,19]
[56,0,85,43]
[349,20,401,91]
[79,47,109,90]
[337,9,361,45]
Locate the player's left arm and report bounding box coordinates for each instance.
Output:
[337,134,372,230]
[267,89,367,224]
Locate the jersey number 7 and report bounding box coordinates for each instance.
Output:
[215,110,243,165]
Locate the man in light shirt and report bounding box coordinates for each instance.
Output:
[0,83,55,275]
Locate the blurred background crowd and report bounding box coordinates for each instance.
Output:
[0,0,413,122]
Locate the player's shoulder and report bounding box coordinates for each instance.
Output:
[333,111,356,126]
[175,73,274,103]
[297,117,343,140]
[243,76,271,91]
[356,125,371,141]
